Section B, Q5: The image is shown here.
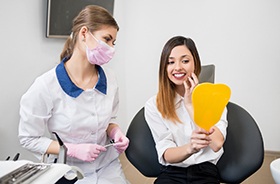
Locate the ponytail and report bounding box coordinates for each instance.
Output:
[60,36,74,60]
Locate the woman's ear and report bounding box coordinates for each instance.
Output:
[79,26,88,41]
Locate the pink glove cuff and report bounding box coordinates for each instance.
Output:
[64,143,77,158]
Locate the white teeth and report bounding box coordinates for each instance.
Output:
[174,73,185,77]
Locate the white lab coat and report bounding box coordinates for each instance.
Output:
[18,58,128,184]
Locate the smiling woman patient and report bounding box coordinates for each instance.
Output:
[144,36,228,184]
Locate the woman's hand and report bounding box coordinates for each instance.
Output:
[65,143,106,162]
[189,128,214,154]
[183,72,199,105]
[163,127,215,164]
[183,72,199,120]
[109,126,129,154]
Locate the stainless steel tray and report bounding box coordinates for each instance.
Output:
[0,163,50,184]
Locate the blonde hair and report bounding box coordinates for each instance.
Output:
[60,5,119,60]
[156,36,201,123]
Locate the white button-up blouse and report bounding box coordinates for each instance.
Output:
[18,58,120,174]
[145,94,228,168]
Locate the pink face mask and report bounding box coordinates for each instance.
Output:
[85,33,115,65]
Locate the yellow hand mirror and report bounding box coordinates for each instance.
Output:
[192,83,231,130]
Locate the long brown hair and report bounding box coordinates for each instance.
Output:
[156,36,201,123]
[60,5,119,60]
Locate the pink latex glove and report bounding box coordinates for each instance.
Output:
[65,143,106,162]
[109,127,129,153]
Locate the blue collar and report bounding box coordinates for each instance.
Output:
[56,57,107,98]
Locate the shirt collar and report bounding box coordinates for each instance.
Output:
[174,93,184,106]
[56,57,107,98]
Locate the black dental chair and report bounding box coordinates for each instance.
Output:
[125,65,264,183]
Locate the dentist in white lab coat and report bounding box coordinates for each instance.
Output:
[18,5,129,184]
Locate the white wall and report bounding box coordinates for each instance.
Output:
[120,0,280,152]
[0,0,279,161]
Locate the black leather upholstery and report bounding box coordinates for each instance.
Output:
[217,102,264,183]
[125,107,161,177]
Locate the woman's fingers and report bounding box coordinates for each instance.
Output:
[191,72,199,84]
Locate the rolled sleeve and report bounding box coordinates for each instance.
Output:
[214,107,228,139]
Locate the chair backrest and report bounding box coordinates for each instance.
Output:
[217,102,264,183]
[125,102,264,182]
[199,64,215,83]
